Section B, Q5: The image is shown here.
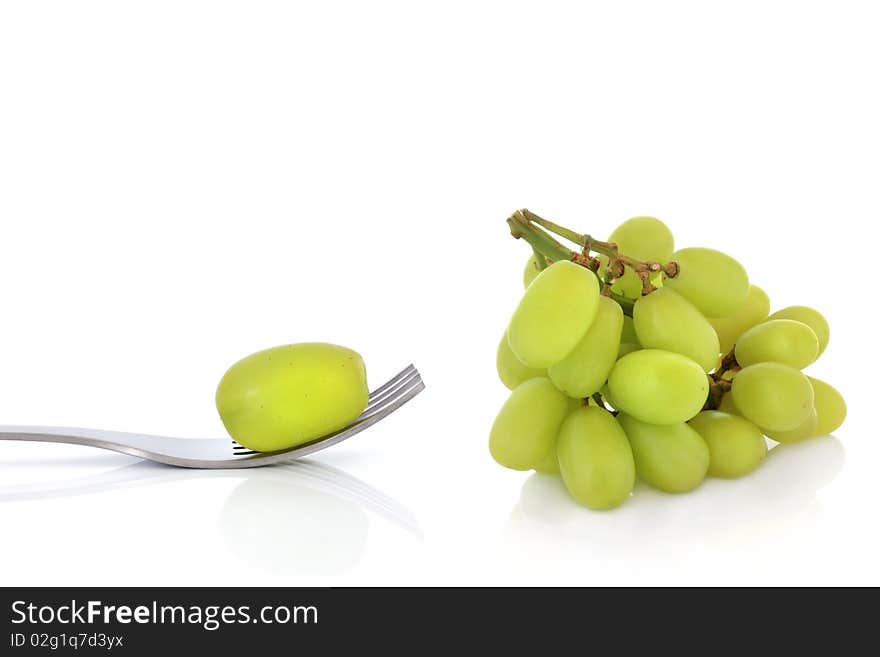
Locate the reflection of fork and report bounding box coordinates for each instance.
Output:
[0,459,422,537]
[0,365,424,468]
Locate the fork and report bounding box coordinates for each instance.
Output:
[0,365,424,469]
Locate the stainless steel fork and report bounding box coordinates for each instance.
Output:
[0,365,424,468]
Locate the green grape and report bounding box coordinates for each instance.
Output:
[808,377,847,434]
[607,349,709,425]
[664,247,750,318]
[763,409,818,443]
[610,216,675,261]
[489,378,571,471]
[709,285,771,354]
[687,411,767,477]
[718,392,739,415]
[618,414,709,493]
[216,343,369,453]
[496,330,544,390]
[621,315,639,345]
[507,260,600,368]
[730,362,814,431]
[767,306,830,356]
[534,445,560,474]
[557,406,635,509]
[633,287,720,372]
[523,254,543,288]
[601,216,675,299]
[548,296,623,398]
[734,319,819,369]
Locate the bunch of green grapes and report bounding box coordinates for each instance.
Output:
[491,213,846,510]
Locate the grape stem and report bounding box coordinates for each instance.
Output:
[511,209,679,298]
[703,351,741,409]
[507,211,636,314]
[704,377,732,410]
[507,211,580,267]
[532,247,549,272]
[712,350,740,380]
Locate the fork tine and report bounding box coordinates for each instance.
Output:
[366,369,422,410]
[355,373,423,422]
[339,375,425,431]
[367,364,416,401]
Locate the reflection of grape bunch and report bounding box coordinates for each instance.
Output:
[491,209,846,510]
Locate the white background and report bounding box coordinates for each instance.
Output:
[0,1,877,586]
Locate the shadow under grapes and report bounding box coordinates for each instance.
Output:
[507,435,845,552]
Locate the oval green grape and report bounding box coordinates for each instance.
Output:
[508,260,600,368]
[608,349,709,425]
[688,411,767,477]
[496,330,544,390]
[808,377,847,434]
[735,319,819,369]
[618,414,709,493]
[665,247,750,318]
[557,406,635,509]
[633,288,720,372]
[767,306,830,356]
[730,362,814,432]
[216,343,369,453]
[489,378,571,471]
[548,296,624,398]
[763,408,818,443]
[709,285,770,354]
[610,216,675,261]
